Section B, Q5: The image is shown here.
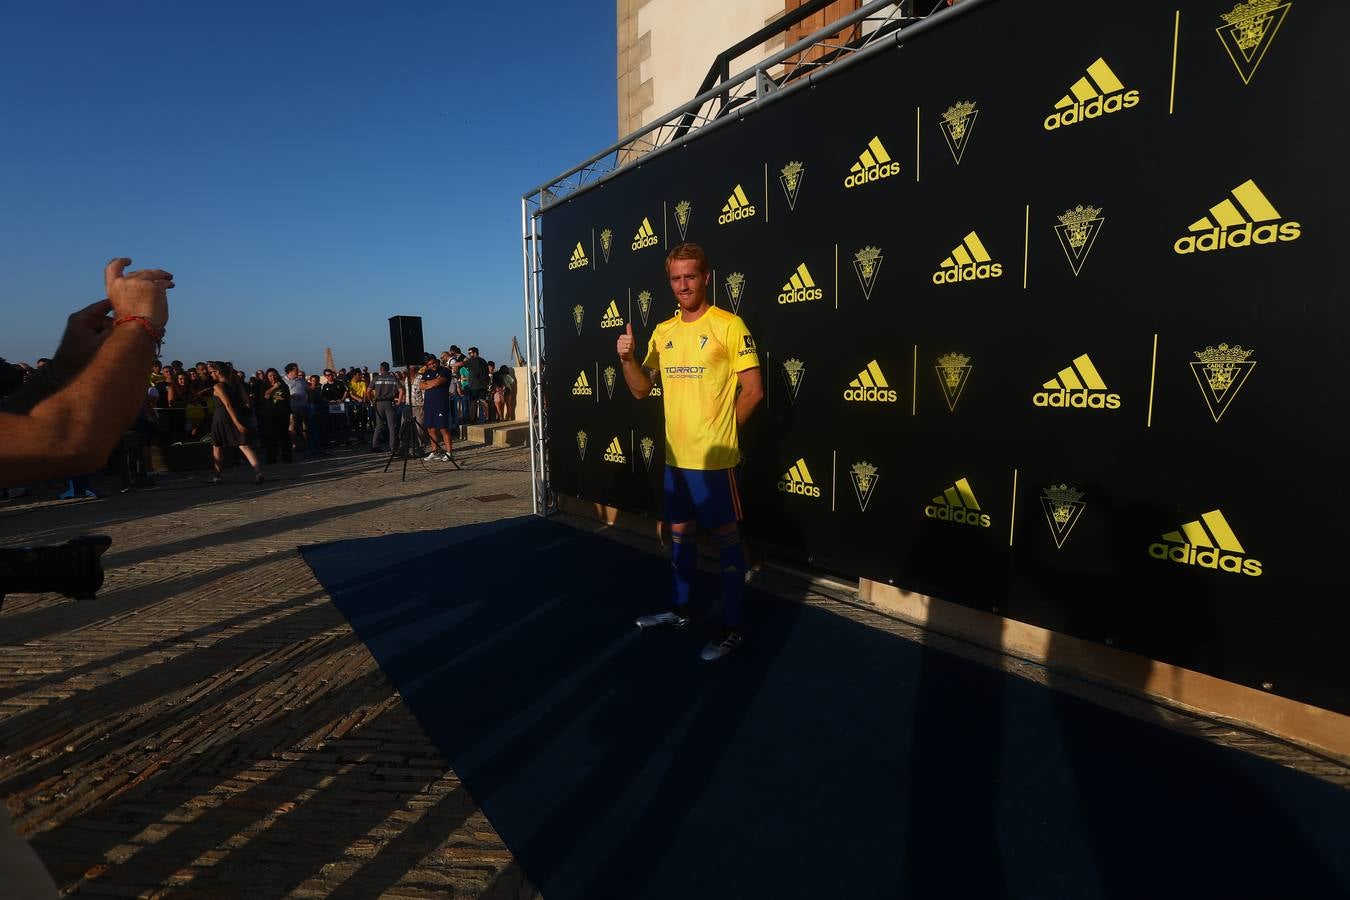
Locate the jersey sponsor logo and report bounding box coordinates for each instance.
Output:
[780,161,805,209]
[850,461,880,512]
[631,217,659,251]
[924,477,991,528]
[600,300,625,329]
[1054,204,1105,276]
[572,304,585,336]
[844,360,898,403]
[1043,57,1140,131]
[1191,342,1256,422]
[781,358,806,404]
[933,231,1002,285]
[576,430,589,460]
[1041,484,1086,549]
[568,242,589,270]
[853,246,883,299]
[935,352,973,412]
[1173,179,1299,254]
[600,228,614,263]
[663,365,706,379]
[778,457,822,498]
[939,101,978,165]
[603,436,627,464]
[674,200,692,240]
[724,272,746,313]
[1149,509,1262,576]
[603,366,617,399]
[738,334,757,359]
[778,263,823,304]
[572,370,593,397]
[718,184,756,225]
[844,136,901,188]
[639,436,656,470]
[1034,354,1121,410]
[1217,1,1291,84]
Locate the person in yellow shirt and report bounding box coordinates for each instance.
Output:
[617,241,764,660]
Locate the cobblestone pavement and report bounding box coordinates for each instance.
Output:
[1,443,540,898]
[3,442,1345,898]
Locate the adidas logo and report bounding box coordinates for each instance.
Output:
[718,184,756,225]
[924,477,991,528]
[844,137,900,189]
[1043,58,1139,131]
[1149,509,1262,576]
[568,242,589,270]
[649,384,662,397]
[843,360,898,403]
[1217,0,1292,85]
[1033,354,1121,410]
[603,436,627,464]
[631,217,659,251]
[778,263,823,305]
[572,370,593,397]
[777,458,822,498]
[932,231,1002,285]
[600,300,625,329]
[1173,179,1299,254]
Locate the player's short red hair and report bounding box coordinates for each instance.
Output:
[665,242,709,275]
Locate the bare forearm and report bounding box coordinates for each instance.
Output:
[621,359,653,398]
[735,387,763,425]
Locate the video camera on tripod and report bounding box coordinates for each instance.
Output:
[0,535,113,611]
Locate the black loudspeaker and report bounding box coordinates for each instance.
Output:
[388,316,424,368]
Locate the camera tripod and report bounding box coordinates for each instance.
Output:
[382,412,461,482]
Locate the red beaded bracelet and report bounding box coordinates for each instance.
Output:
[114,315,166,353]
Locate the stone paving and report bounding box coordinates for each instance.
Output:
[2,440,1345,898]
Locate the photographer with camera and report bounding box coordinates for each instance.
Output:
[0,257,170,899]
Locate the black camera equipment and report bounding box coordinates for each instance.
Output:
[0,535,113,611]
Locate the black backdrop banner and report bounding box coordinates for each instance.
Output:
[538,0,1349,715]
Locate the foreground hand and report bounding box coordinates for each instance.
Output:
[617,323,635,362]
[50,299,116,381]
[105,257,173,326]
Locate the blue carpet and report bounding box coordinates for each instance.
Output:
[301,517,1350,900]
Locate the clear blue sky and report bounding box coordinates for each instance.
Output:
[0,1,617,373]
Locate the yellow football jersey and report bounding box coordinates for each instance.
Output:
[642,306,759,470]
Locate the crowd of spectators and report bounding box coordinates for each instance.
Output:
[0,346,519,496]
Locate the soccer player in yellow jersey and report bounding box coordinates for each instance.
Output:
[616,242,764,660]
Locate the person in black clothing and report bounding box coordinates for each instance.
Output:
[417,353,455,461]
[462,346,490,424]
[261,367,293,463]
[319,369,350,444]
[206,361,264,484]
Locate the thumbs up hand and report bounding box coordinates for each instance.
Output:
[617,322,635,362]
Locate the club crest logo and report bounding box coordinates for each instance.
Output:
[1054,204,1105,276]
[935,352,972,412]
[850,461,880,512]
[1149,509,1262,576]
[576,430,588,460]
[1191,343,1256,422]
[603,365,617,399]
[781,358,806,404]
[569,242,589,270]
[674,200,691,240]
[572,304,584,336]
[633,289,653,327]
[939,101,978,164]
[640,436,655,470]
[780,161,805,210]
[1217,1,1291,84]
[1040,484,1086,549]
[851,246,884,300]
[600,228,613,263]
[724,272,746,313]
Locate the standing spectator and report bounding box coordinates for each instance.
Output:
[261,367,293,463]
[347,369,369,436]
[406,361,425,434]
[283,363,308,449]
[304,373,326,454]
[417,353,455,461]
[206,361,264,485]
[319,369,350,444]
[462,347,490,423]
[368,362,402,452]
[491,362,512,422]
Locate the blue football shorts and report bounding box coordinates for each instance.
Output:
[663,465,743,529]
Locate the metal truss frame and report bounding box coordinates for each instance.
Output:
[520,0,990,516]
